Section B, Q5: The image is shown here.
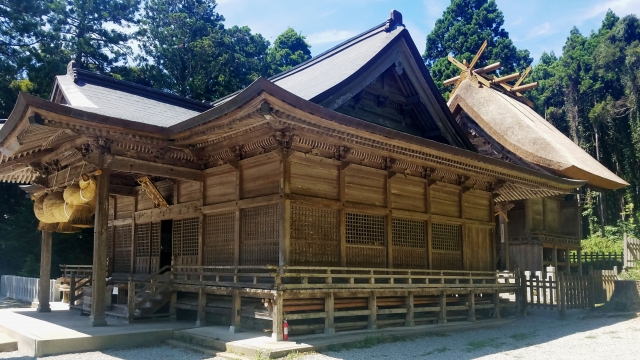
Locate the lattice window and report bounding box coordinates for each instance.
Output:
[204,212,235,266]
[431,222,462,270]
[346,213,385,246]
[136,223,151,258]
[432,223,462,251]
[114,224,132,273]
[241,204,279,266]
[432,252,462,270]
[393,248,426,269]
[346,246,386,268]
[392,218,426,248]
[151,223,161,257]
[291,205,338,266]
[173,217,200,257]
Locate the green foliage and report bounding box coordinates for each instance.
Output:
[266,27,311,76]
[423,0,532,98]
[581,235,623,253]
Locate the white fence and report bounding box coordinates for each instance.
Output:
[0,275,57,303]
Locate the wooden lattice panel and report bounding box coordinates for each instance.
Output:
[241,204,279,266]
[173,217,200,257]
[392,218,427,269]
[346,246,386,268]
[290,205,339,266]
[136,223,151,258]
[431,222,462,270]
[114,224,132,273]
[432,223,461,251]
[346,213,385,246]
[151,223,161,257]
[204,212,235,266]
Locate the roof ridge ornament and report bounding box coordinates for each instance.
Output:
[385,9,403,32]
[66,61,78,83]
[443,41,537,107]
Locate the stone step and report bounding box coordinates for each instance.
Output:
[0,333,17,353]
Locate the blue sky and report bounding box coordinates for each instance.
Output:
[215,0,640,63]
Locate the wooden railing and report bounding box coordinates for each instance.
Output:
[69,273,92,306]
[569,252,623,270]
[171,265,519,291]
[509,232,580,247]
[59,264,93,278]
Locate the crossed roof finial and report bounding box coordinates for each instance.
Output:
[443,40,537,106]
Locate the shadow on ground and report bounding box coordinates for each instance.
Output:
[0,297,31,309]
[317,309,639,360]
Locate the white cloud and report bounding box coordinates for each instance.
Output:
[306,29,358,45]
[578,0,640,22]
[513,22,554,42]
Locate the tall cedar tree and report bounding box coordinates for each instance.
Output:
[266,27,311,76]
[137,0,269,101]
[423,0,532,98]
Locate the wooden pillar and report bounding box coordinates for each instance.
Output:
[577,248,583,275]
[230,290,241,333]
[324,292,335,334]
[367,292,377,330]
[438,291,447,324]
[280,200,290,266]
[271,294,284,341]
[196,287,206,326]
[405,293,415,327]
[467,290,476,322]
[565,247,571,275]
[37,231,52,313]
[169,291,177,322]
[493,290,501,319]
[339,163,347,266]
[386,172,393,268]
[90,157,110,327]
[234,166,241,266]
[553,245,558,271]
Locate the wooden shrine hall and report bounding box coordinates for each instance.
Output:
[444,43,628,273]
[0,11,585,339]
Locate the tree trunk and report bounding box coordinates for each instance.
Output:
[593,124,606,237]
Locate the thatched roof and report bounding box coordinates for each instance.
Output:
[448,79,628,190]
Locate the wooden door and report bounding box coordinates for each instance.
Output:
[173,217,200,266]
[114,224,132,273]
[135,223,161,274]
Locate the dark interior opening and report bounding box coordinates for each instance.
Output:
[160,219,173,271]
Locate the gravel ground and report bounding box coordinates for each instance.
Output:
[0,309,638,359]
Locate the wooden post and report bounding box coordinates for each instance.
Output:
[90,156,110,327]
[196,287,206,326]
[280,200,291,266]
[230,290,241,333]
[127,276,135,322]
[405,292,415,327]
[519,271,527,316]
[565,247,571,275]
[339,163,347,266]
[467,290,476,322]
[553,245,558,271]
[69,273,76,306]
[368,292,377,330]
[558,273,566,319]
[271,294,284,341]
[577,248,583,275]
[169,290,177,322]
[438,291,447,324]
[386,172,393,268]
[493,290,501,319]
[37,231,52,313]
[324,292,335,334]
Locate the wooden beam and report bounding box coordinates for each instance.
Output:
[473,62,501,75]
[469,40,487,69]
[492,72,520,84]
[443,76,460,87]
[107,156,205,182]
[510,82,538,93]
[110,185,137,197]
[514,65,532,87]
[447,55,467,71]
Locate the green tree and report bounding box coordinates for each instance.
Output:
[423,0,532,98]
[266,27,311,76]
[137,0,269,101]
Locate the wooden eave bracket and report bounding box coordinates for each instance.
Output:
[137,176,169,208]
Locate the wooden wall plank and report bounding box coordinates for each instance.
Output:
[205,168,236,205]
[390,176,426,213]
[344,165,385,207]
[430,183,460,218]
[290,155,339,200]
[241,153,281,199]
[178,180,201,204]
[463,225,493,271]
[463,190,491,222]
[115,195,135,220]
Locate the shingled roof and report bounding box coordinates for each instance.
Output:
[448,79,629,190]
[50,62,212,127]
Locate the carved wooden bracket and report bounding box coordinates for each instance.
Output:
[137,176,169,208]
